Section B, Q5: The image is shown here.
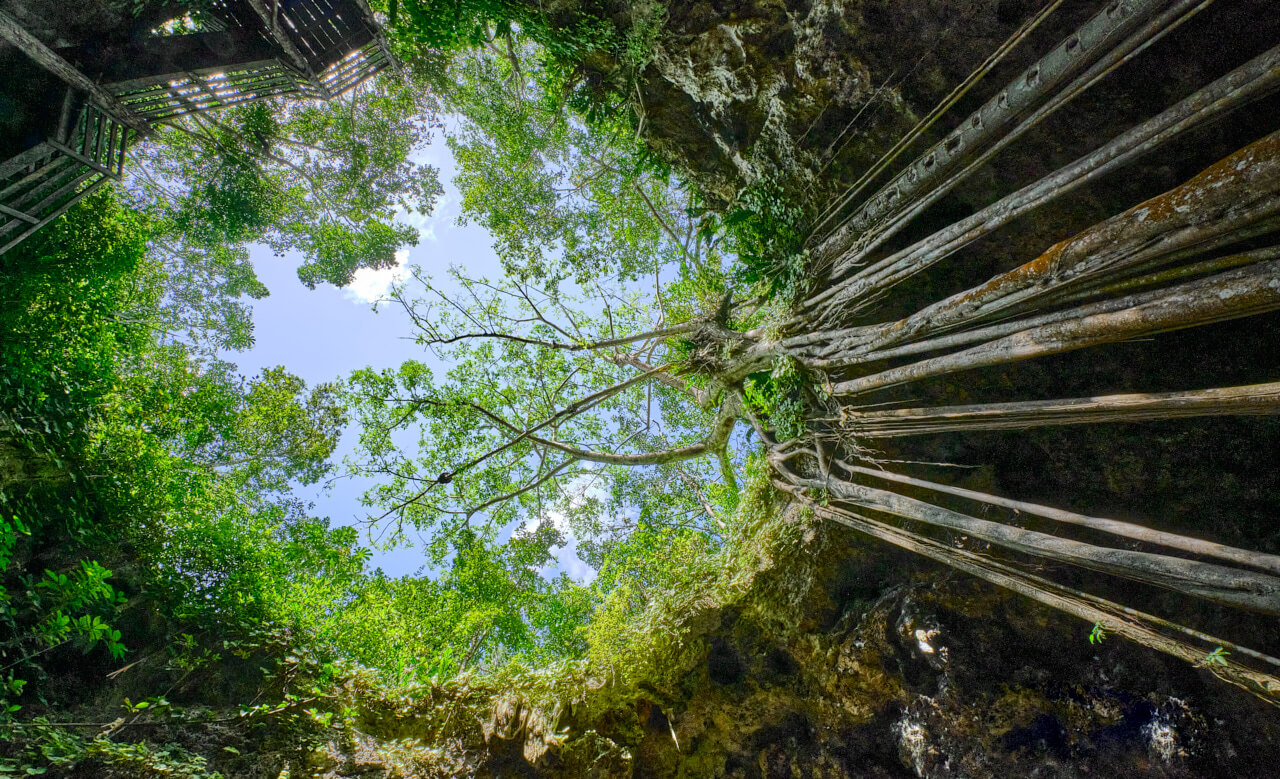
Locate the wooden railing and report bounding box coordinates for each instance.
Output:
[0,103,129,254]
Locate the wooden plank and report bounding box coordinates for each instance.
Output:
[135,71,302,120]
[0,217,25,241]
[349,0,401,77]
[0,156,67,203]
[105,56,283,94]
[92,107,106,165]
[102,119,118,170]
[294,0,339,46]
[68,28,280,89]
[0,155,72,202]
[319,44,373,89]
[1,161,91,235]
[0,143,59,181]
[24,168,100,219]
[9,159,84,213]
[0,203,39,225]
[242,0,332,98]
[184,70,231,107]
[295,2,339,52]
[48,139,118,179]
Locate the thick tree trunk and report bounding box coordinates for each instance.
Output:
[791,494,1280,705]
[831,259,1280,396]
[803,44,1280,319]
[836,462,1280,576]
[634,1,1280,701]
[798,476,1280,614]
[810,0,1208,278]
[809,247,1280,366]
[837,129,1280,360]
[841,381,1280,437]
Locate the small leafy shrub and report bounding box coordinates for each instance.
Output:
[743,356,809,442]
[720,175,811,305]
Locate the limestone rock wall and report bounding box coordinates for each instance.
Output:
[319,520,1279,778]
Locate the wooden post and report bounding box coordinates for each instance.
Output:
[351,0,402,79]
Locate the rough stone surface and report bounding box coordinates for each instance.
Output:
[319,521,1279,777]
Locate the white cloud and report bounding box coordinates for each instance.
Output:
[524,509,597,584]
[557,543,596,583]
[344,249,410,303]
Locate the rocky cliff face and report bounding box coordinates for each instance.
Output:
[637,0,1067,204]
[634,0,1280,213]
[317,515,1278,778]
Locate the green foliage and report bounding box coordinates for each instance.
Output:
[717,174,811,305]
[1201,646,1230,667]
[381,0,625,64]
[203,366,347,493]
[0,561,128,718]
[743,355,809,442]
[0,190,373,774]
[129,75,442,295]
[2,9,823,772]
[578,454,795,685]
[316,455,809,755]
[433,35,699,286]
[1088,621,1106,645]
[0,190,154,706]
[2,723,220,778]
[338,259,754,676]
[319,532,595,681]
[347,269,724,542]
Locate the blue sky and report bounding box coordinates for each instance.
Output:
[226,137,596,580]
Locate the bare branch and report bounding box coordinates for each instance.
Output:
[465,457,578,520]
[448,363,673,478]
[523,401,737,467]
[405,321,698,352]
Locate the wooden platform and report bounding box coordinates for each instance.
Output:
[0,0,395,254]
